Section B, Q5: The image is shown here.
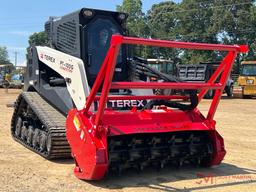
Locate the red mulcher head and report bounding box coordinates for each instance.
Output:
[66,35,248,180]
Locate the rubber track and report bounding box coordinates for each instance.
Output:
[11,92,71,159]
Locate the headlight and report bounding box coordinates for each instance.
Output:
[83,9,93,18]
[246,79,254,84]
[118,13,127,21]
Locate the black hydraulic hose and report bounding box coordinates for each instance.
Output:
[130,57,199,111]
[135,62,180,82]
[143,90,198,111]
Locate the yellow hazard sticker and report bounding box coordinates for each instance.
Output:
[73,116,81,132]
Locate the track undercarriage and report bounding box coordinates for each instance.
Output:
[11,92,71,159]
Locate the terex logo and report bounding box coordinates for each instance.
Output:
[45,55,56,63]
[108,100,145,108]
[41,53,55,63]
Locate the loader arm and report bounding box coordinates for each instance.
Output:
[36,46,90,110]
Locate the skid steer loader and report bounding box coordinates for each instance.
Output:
[11,8,248,180]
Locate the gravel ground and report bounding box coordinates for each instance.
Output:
[0,88,255,192]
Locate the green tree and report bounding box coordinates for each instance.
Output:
[146,1,180,60]
[117,0,147,37]
[116,0,256,69]
[210,0,254,44]
[28,31,48,48]
[210,0,255,72]
[246,5,256,60]
[117,0,149,57]
[27,31,48,57]
[0,46,10,64]
[26,31,48,65]
[177,0,218,64]
[147,2,179,39]
[178,0,215,42]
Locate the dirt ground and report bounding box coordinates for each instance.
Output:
[0,88,255,192]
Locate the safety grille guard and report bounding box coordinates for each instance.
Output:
[83,35,248,133]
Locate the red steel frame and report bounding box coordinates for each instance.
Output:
[84,35,248,133]
[66,35,248,180]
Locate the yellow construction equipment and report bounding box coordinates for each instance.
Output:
[238,61,256,98]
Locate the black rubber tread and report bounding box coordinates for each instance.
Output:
[11,92,71,159]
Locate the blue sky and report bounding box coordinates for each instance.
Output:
[0,0,180,66]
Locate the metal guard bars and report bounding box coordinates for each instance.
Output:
[84,35,248,128]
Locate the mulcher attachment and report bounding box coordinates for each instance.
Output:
[108,131,213,173]
[65,35,247,180]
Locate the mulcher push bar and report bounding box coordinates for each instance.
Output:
[84,35,248,129]
[66,35,247,180]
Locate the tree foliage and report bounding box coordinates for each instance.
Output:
[117,0,256,70]
[28,32,48,48]
[210,0,255,71]
[27,31,48,56]
[147,2,179,39]
[117,0,149,56]
[177,0,218,64]
[146,2,180,60]
[117,0,147,37]
[0,46,10,64]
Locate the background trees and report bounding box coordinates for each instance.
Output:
[117,0,148,37]
[147,2,180,60]
[0,46,10,64]
[117,0,256,71]
[28,32,48,49]
[2,1,255,72]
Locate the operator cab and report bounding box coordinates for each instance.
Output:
[241,62,256,76]
[45,8,129,87]
[84,16,128,86]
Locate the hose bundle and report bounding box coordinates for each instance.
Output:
[129,57,198,111]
